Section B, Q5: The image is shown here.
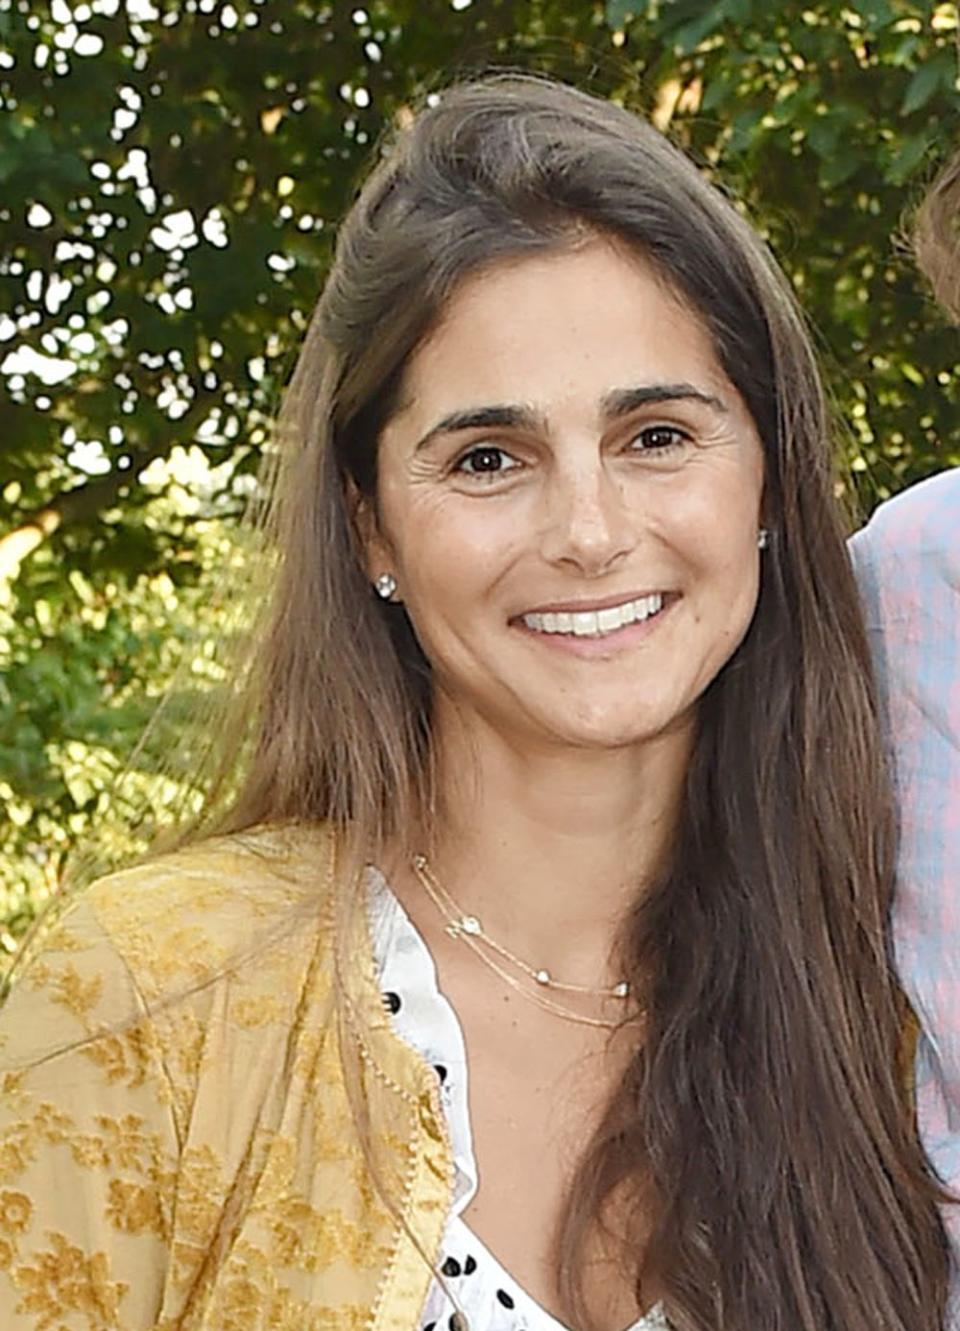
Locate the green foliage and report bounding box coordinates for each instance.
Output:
[0,447,243,956]
[1,0,959,968]
[605,0,960,494]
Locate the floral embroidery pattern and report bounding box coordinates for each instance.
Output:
[12,1233,128,1331]
[0,828,452,1330]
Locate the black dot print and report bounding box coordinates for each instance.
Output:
[383,920,590,1331]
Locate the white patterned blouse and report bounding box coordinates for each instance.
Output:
[367,867,669,1331]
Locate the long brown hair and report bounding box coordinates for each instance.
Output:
[206,74,951,1330]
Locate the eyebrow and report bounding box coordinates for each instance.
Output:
[413,382,728,452]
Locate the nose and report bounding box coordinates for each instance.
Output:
[539,461,636,575]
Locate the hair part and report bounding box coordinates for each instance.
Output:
[206,72,951,1331]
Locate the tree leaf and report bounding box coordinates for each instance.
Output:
[670,7,726,53]
[818,145,861,188]
[604,0,641,28]
[885,129,936,186]
[847,0,895,29]
[901,52,953,117]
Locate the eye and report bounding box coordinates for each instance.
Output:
[452,445,521,480]
[628,425,690,454]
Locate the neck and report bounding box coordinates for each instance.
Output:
[407,700,693,989]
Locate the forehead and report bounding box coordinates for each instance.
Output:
[392,238,730,424]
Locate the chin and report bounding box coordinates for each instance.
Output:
[547,715,671,752]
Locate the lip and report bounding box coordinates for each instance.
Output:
[513,589,676,619]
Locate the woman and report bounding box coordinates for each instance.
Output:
[0,74,950,1331]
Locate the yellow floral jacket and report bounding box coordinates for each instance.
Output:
[0,826,455,1331]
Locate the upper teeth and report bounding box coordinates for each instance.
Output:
[522,593,665,637]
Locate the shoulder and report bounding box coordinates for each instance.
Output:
[84,821,338,998]
[850,468,960,572]
[2,823,340,1065]
[847,473,960,722]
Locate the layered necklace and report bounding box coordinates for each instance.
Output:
[411,853,641,1031]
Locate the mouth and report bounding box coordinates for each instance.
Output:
[514,591,673,641]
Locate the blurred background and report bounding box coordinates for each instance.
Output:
[1,0,959,971]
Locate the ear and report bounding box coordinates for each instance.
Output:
[344,474,394,582]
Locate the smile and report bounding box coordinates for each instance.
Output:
[521,593,665,639]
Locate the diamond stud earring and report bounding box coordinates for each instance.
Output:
[757,528,770,550]
[374,572,398,600]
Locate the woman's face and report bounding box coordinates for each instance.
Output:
[364,238,765,754]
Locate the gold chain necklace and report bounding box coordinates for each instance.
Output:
[411,854,640,1031]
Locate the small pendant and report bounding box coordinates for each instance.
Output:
[535,969,551,985]
[446,915,482,939]
[613,981,629,998]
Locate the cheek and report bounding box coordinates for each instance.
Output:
[672,494,761,626]
[701,540,762,667]
[394,500,524,600]
[676,461,763,572]
[705,530,761,609]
